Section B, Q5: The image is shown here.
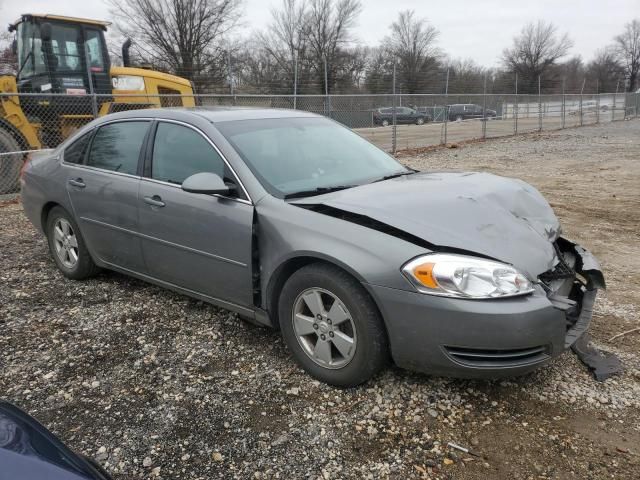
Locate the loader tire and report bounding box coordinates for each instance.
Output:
[0,127,23,195]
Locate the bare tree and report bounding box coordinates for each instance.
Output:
[614,19,640,92]
[446,58,485,94]
[385,10,440,94]
[305,0,362,93]
[502,20,573,93]
[587,48,624,93]
[256,0,309,93]
[107,0,242,90]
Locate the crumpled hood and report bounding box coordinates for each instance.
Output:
[293,172,561,278]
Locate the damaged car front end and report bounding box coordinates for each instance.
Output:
[265,170,606,379]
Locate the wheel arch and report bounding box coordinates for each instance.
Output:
[265,254,387,336]
[41,201,64,234]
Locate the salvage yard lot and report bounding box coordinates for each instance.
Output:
[1,120,639,479]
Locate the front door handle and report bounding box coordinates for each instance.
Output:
[144,195,165,207]
[68,178,85,188]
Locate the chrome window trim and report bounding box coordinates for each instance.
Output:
[64,162,142,180]
[150,118,253,204]
[140,176,252,206]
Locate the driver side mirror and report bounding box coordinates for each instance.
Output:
[181,172,234,196]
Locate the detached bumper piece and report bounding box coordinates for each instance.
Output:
[571,333,623,381]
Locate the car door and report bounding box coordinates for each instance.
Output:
[398,107,411,124]
[138,120,254,308]
[65,120,150,271]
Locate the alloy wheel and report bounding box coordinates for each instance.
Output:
[292,287,357,369]
[53,218,79,269]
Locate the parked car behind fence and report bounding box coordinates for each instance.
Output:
[373,107,431,126]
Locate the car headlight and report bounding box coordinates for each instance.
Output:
[402,253,534,299]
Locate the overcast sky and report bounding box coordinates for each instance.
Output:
[3,0,639,67]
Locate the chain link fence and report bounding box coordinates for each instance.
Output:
[1,91,638,194]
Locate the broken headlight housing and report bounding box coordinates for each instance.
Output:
[402,253,534,299]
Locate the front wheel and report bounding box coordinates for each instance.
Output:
[456,115,463,122]
[416,117,425,125]
[381,119,390,127]
[279,263,389,387]
[46,206,100,280]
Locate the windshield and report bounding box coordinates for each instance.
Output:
[216,117,409,198]
[17,21,105,78]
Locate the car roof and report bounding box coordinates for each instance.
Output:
[96,107,319,124]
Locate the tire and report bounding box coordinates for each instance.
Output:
[279,263,389,387]
[46,206,100,280]
[381,119,390,127]
[416,117,425,125]
[0,127,23,195]
[455,115,463,122]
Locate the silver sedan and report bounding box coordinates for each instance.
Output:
[21,108,604,387]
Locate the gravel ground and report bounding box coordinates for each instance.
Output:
[1,120,640,479]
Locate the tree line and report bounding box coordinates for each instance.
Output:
[2,0,638,95]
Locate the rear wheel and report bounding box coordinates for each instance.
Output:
[46,206,100,280]
[416,117,425,125]
[456,115,463,122]
[0,127,23,194]
[279,263,388,387]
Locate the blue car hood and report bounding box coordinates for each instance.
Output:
[293,172,561,278]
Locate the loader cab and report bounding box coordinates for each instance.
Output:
[11,14,111,97]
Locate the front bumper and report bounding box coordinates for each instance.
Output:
[367,242,602,379]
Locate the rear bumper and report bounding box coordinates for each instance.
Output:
[366,243,601,379]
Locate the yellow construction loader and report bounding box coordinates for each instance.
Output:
[0,13,195,193]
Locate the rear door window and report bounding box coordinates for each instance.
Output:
[87,121,149,175]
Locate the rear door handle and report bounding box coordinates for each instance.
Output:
[68,178,85,188]
[144,195,165,207]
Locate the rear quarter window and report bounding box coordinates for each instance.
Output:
[63,131,93,164]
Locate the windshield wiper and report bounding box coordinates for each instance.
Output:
[284,185,357,200]
[372,169,418,183]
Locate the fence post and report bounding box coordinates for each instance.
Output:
[538,75,542,132]
[514,72,518,135]
[636,91,639,118]
[442,68,449,145]
[228,50,234,97]
[561,78,566,129]
[579,78,585,127]
[482,73,487,139]
[324,56,329,117]
[84,44,98,117]
[392,63,397,154]
[612,80,619,122]
[596,80,600,124]
[293,53,298,110]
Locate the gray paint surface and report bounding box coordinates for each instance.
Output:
[20,107,604,378]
